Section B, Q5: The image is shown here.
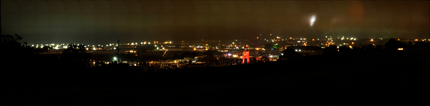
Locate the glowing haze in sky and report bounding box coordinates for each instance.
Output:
[1,0,429,44]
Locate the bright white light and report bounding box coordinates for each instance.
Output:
[310,15,316,26]
[398,48,403,51]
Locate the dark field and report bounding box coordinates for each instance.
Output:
[2,49,429,105]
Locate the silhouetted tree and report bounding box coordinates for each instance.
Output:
[1,32,31,56]
[79,44,86,52]
[385,38,407,51]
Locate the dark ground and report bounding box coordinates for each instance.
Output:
[2,49,429,105]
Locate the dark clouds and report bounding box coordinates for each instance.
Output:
[1,0,429,44]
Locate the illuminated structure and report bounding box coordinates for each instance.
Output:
[242,46,250,63]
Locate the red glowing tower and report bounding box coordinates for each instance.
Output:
[242,46,250,63]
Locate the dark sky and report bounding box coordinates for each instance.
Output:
[1,0,429,44]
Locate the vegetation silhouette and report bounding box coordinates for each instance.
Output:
[385,38,407,51]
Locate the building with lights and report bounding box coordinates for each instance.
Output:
[242,46,250,63]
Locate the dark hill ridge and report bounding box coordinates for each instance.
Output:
[2,49,429,105]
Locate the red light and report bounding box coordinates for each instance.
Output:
[135,54,138,56]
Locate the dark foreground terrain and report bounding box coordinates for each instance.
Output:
[2,49,429,105]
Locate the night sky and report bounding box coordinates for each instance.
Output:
[1,0,429,44]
